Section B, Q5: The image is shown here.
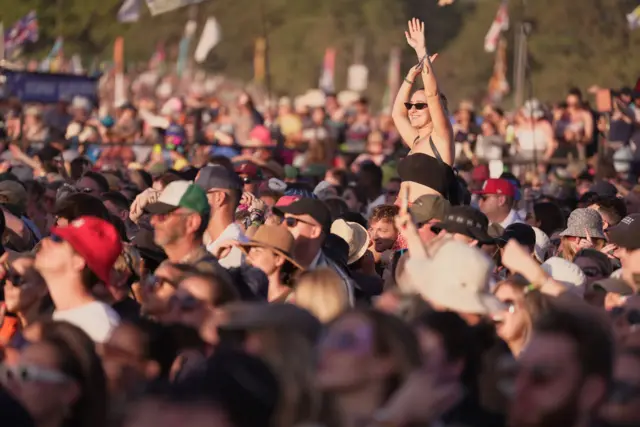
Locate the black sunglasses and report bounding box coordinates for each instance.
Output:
[404,102,428,110]
[143,275,178,290]
[610,307,640,325]
[284,216,315,228]
[170,294,201,311]
[2,265,25,287]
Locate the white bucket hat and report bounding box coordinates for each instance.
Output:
[330,219,369,265]
[406,240,505,315]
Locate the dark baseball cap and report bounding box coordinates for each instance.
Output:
[195,165,243,192]
[410,194,450,224]
[607,214,640,250]
[497,223,536,248]
[430,206,494,244]
[273,197,331,233]
[589,180,618,198]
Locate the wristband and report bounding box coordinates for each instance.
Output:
[404,77,413,84]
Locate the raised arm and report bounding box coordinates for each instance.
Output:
[391,65,421,149]
[408,19,453,162]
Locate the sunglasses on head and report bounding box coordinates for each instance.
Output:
[404,102,428,110]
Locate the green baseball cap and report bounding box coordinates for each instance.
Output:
[410,194,450,224]
[145,180,210,216]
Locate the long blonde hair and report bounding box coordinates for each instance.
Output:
[292,268,349,323]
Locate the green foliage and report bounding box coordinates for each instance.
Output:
[2,0,640,107]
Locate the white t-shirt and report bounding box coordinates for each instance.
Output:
[53,301,121,343]
[206,223,249,269]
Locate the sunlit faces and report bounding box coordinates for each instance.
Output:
[149,209,194,247]
[246,246,282,277]
[407,91,432,129]
[316,314,378,391]
[2,341,79,425]
[34,235,79,279]
[509,333,584,427]
[493,283,528,344]
[368,219,398,253]
[3,258,47,314]
[282,214,320,241]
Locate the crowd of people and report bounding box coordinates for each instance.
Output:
[0,17,639,427]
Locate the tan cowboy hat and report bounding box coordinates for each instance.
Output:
[330,219,370,265]
[238,225,304,270]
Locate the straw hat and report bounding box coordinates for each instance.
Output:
[238,225,303,270]
[330,219,369,265]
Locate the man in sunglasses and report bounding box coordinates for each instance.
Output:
[475,178,524,229]
[195,165,249,269]
[273,197,355,305]
[510,304,613,427]
[34,216,122,343]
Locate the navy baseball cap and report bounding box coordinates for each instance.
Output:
[195,165,243,192]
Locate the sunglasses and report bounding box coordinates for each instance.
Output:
[610,307,640,325]
[0,363,70,384]
[284,216,315,228]
[170,293,201,311]
[2,267,25,287]
[321,326,373,354]
[143,275,178,291]
[404,102,428,110]
[49,234,64,243]
[385,189,399,197]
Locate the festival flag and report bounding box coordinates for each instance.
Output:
[70,54,84,74]
[627,5,640,30]
[118,0,141,23]
[254,37,266,83]
[40,37,63,72]
[486,37,510,103]
[145,0,205,16]
[176,20,197,77]
[318,48,336,93]
[484,0,509,53]
[194,17,221,64]
[3,11,39,59]
[114,37,125,73]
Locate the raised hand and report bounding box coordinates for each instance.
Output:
[405,18,426,57]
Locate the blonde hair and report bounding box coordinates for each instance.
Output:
[559,237,605,262]
[293,268,349,323]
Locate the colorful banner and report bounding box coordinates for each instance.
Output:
[318,48,336,93]
[1,69,99,103]
[145,0,205,16]
[254,37,266,83]
[176,21,197,77]
[113,37,124,73]
[3,11,38,59]
[487,37,510,103]
[484,0,509,53]
[118,0,141,23]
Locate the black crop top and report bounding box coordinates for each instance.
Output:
[397,152,456,201]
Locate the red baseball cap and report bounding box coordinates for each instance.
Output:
[51,216,122,285]
[275,195,301,208]
[235,162,260,179]
[474,178,515,198]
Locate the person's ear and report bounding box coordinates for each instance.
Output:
[310,225,322,239]
[186,214,202,234]
[71,253,86,274]
[274,252,286,269]
[579,376,607,413]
